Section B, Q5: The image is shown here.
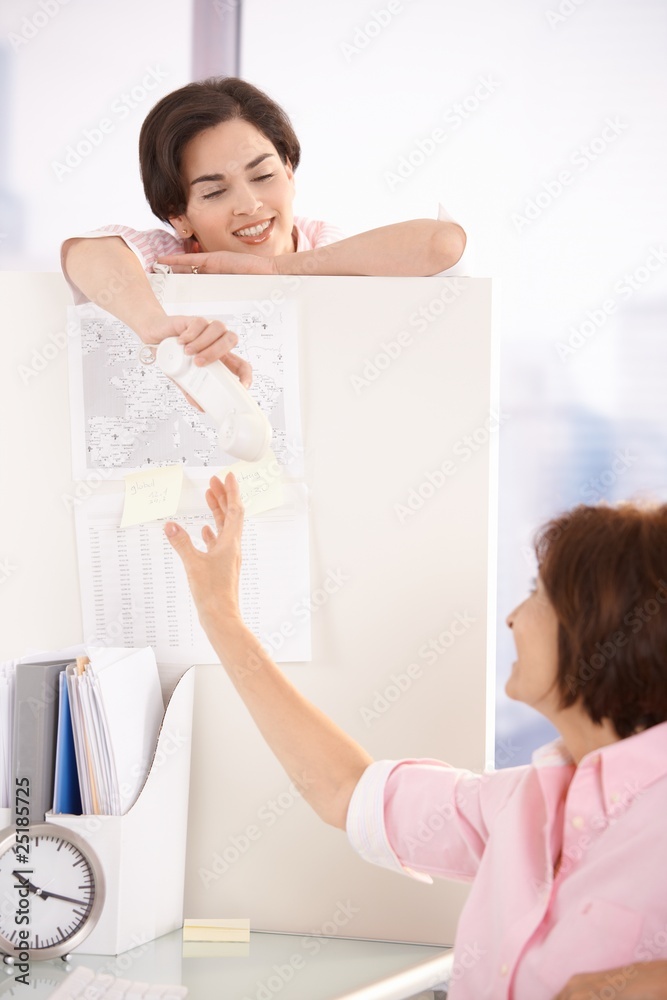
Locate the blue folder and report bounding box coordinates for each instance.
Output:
[53,671,83,815]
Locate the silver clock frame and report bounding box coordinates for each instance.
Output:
[0,823,105,961]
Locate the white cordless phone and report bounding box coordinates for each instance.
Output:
[153,337,272,463]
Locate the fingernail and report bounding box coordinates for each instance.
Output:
[165,523,178,536]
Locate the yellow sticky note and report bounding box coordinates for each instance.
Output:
[218,449,284,516]
[120,464,184,527]
[183,917,250,942]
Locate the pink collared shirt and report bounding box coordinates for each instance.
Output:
[346,722,667,998]
[61,217,346,305]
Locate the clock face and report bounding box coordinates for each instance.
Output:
[0,826,104,960]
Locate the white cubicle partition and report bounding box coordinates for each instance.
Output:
[0,273,495,948]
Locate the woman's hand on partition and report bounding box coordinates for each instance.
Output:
[156,250,278,277]
[164,473,245,633]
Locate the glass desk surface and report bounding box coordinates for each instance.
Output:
[1,929,453,1000]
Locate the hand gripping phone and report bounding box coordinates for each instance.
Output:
[153,337,272,463]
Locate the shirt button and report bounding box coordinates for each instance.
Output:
[500,964,509,976]
[572,816,585,829]
[610,791,621,803]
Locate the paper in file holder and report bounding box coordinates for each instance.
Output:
[43,666,195,955]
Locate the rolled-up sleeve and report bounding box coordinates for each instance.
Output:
[347,758,525,884]
[61,225,185,304]
[346,760,434,883]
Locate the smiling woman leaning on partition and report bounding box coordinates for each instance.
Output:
[163,479,667,1000]
[61,76,466,404]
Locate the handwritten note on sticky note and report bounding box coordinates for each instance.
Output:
[218,450,284,516]
[120,465,184,528]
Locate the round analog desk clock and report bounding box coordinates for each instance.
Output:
[0,825,105,962]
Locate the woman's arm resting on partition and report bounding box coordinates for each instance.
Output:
[163,473,373,829]
[61,237,252,388]
[158,219,467,278]
[553,961,667,1000]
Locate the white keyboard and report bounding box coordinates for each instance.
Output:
[47,966,188,999]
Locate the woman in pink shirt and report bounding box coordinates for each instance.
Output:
[62,77,466,400]
[163,478,667,1000]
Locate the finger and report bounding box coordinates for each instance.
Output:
[209,474,244,525]
[187,323,240,365]
[205,486,226,532]
[177,316,209,348]
[157,254,207,267]
[201,524,217,550]
[209,474,229,517]
[222,472,245,523]
[221,351,253,388]
[164,522,198,564]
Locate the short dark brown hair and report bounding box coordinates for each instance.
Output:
[139,77,301,224]
[535,502,667,738]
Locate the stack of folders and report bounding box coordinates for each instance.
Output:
[11,647,164,820]
[0,661,17,810]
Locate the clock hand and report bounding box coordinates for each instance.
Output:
[12,871,88,907]
[34,887,90,906]
[11,872,47,899]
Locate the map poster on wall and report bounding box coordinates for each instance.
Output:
[67,300,303,480]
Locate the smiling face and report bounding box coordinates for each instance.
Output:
[505,576,562,720]
[169,118,296,255]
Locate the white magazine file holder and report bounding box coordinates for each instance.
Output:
[42,666,196,955]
